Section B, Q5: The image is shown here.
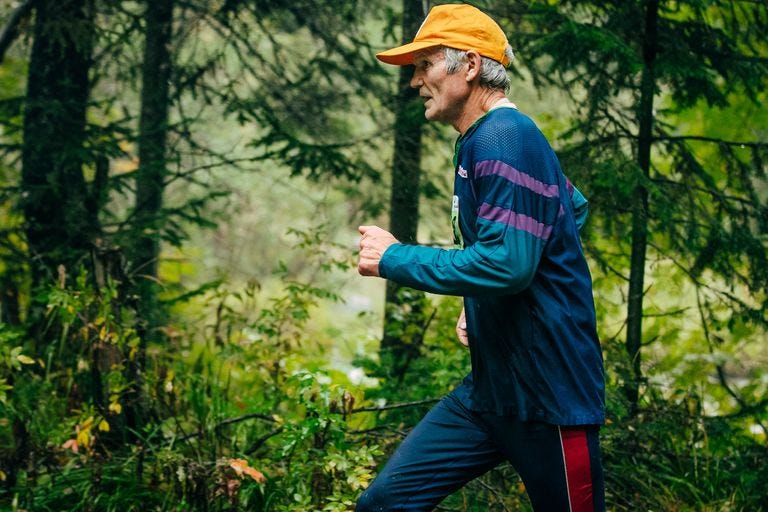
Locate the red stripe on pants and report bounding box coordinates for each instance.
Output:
[560,427,594,512]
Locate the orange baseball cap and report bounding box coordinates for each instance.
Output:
[376,4,510,67]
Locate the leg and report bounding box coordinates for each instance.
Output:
[356,391,503,511]
[482,417,604,512]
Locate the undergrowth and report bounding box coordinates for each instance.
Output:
[1,240,766,511]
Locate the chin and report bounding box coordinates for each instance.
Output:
[424,109,440,121]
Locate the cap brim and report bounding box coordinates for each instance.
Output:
[376,40,442,65]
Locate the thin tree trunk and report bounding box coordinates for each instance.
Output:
[380,1,428,379]
[125,0,174,434]
[132,0,174,333]
[626,0,659,415]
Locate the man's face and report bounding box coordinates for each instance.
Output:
[410,48,470,126]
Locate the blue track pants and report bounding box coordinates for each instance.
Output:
[356,386,604,511]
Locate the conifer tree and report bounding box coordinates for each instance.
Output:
[19,0,97,323]
[131,0,174,334]
[380,1,430,380]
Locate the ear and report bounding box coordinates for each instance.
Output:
[464,50,482,82]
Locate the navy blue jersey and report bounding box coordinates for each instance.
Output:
[380,107,605,425]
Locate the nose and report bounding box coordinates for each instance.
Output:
[409,69,423,89]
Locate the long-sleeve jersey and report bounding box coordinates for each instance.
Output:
[379,106,605,425]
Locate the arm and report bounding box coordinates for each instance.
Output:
[378,153,559,296]
[363,181,588,296]
[379,222,544,296]
[358,217,542,296]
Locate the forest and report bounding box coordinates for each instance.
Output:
[0,0,766,510]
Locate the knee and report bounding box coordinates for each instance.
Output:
[355,482,390,512]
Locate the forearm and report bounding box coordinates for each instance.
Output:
[380,236,538,296]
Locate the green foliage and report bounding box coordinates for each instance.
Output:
[604,397,768,511]
[2,226,767,511]
[0,225,386,510]
[1,0,767,509]
[492,0,768,417]
[263,370,381,511]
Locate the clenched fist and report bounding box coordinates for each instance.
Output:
[358,225,399,277]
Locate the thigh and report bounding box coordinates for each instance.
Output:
[357,392,504,511]
[484,417,604,512]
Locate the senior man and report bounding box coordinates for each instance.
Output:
[357,4,606,511]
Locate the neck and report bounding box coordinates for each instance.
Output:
[454,89,510,134]
[488,97,516,110]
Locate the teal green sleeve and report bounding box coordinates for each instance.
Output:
[378,219,543,297]
[379,185,587,295]
[571,185,589,231]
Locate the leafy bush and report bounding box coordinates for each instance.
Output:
[1,241,766,511]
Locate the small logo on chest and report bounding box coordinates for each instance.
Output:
[457,165,468,178]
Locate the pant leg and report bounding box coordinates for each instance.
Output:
[481,416,605,512]
[356,391,504,512]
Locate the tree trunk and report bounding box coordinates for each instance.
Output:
[380,1,428,379]
[625,0,659,415]
[124,0,174,435]
[20,0,96,318]
[14,0,95,484]
[132,0,174,334]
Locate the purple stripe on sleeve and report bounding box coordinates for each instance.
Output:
[475,160,559,198]
[478,203,553,240]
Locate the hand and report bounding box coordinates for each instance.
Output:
[358,225,399,277]
[456,307,469,347]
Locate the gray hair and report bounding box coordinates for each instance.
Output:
[443,46,514,91]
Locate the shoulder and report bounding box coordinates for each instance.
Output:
[464,108,541,162]
[477,108,540,138]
